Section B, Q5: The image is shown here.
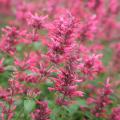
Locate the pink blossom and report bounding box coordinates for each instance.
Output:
[92,78,112,118]
[31,101,51,120]
[27,12,47,29]
[110,107,120,120]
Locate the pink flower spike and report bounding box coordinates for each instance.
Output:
[27,12,48,29]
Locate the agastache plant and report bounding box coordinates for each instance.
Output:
[92,78,112,118]
[0,0,120,120]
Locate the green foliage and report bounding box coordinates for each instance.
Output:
[24,99,36,113]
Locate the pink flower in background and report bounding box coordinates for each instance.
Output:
[92,78,112,118]
[27,12,47,29]
[108,0,120,14]
[112,43,120,72]
[0,26,19,55]
[0,58,4,73]
[110,107,120,120]
[79,54,104,80]
[77,15,98,42]
[32,101,51,120]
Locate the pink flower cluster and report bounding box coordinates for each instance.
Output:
[31,101,51,120]
[110,107,120,120]
[92,78,112,118]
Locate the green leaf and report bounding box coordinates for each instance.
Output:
[24,100,36,113]
[78,99,87,107]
